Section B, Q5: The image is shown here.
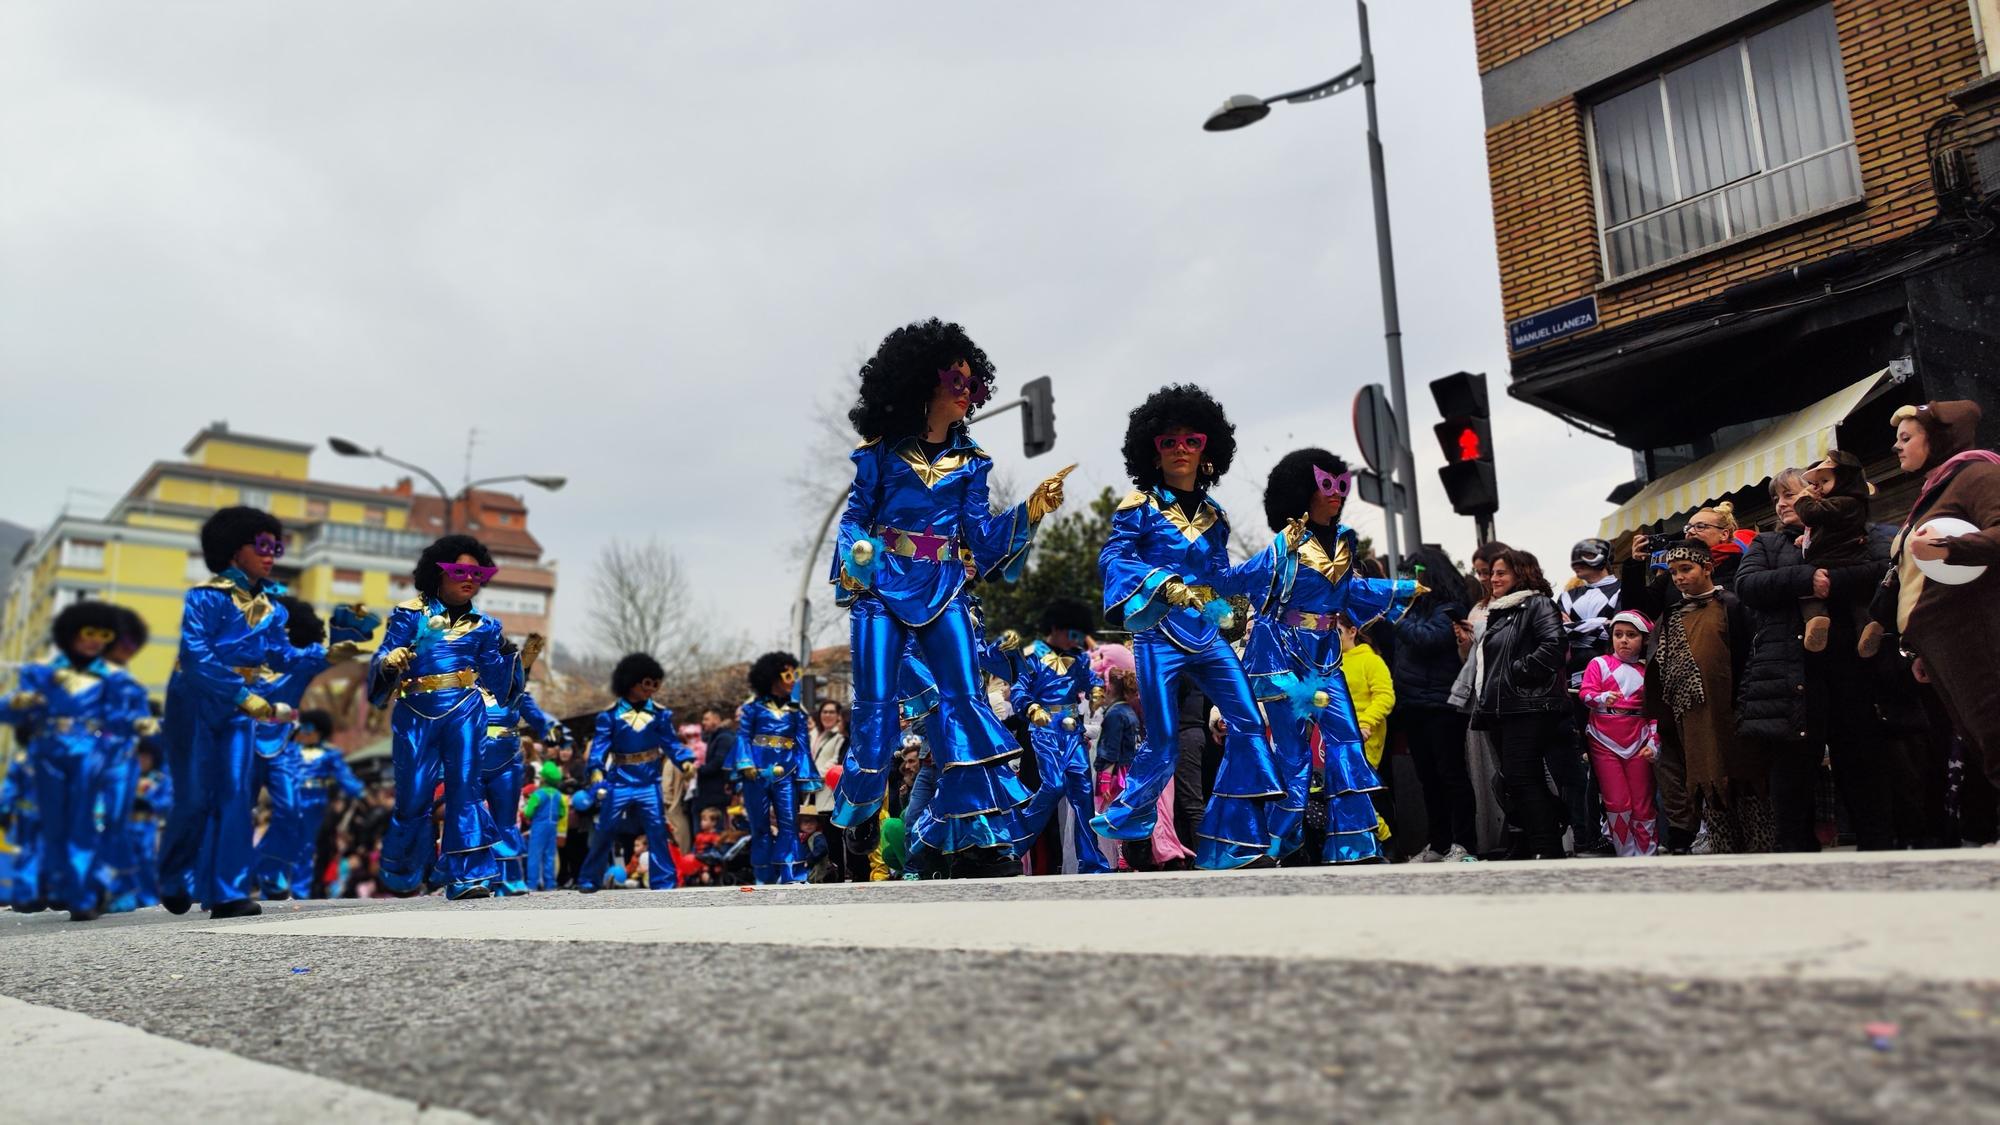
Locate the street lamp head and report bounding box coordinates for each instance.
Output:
[1203,95,1270,132]
[327,437,368,457]
[526,476,568,492]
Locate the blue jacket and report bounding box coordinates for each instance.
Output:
[1099,488,1286,653]
[1095,702,1139,768]
[730,696,821,788]
[1392,597,1468,712]
[296,743,364,802]
[589,700,692,788]
[366,596,518,715]
[1243,524,1420,702]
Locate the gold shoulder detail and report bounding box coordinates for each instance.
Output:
[1117,490,1150,512]
[855,436,881,449]
[397,597,428,611]
[197,576,237,591]
[964,443,992,461]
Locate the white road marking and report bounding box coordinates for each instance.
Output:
[207,890,2000,983]
[0,995,485,1123]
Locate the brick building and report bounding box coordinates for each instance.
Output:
[1475,0,2000,535]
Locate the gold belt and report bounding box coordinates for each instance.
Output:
[1282,609,1337,632]
[232,666,268,683]
[751,735,793,749]
[876,526,960,562]
[49,717,103,734]
[486,724,515,738]
[610,749,662,765]
[399,669,478,697]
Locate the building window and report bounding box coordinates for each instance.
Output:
[332,568,365,598]
[479,586,548,618]
[185,551,210,581]
[388,577,417,603]
[306,498,330,520]
[60,540,105,570]
[1977,0,2000,74]
[362,506,387,527]
[1591,4,1860,280]
[240,487,272,509]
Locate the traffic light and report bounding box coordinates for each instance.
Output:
[1429,371,1498,518]
[1021,376,1056,458]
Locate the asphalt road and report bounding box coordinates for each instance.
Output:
[2,851,1997,1123]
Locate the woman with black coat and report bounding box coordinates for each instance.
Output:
[1734,469,1895,851]
[1471,548,1570,860]
[1393,545,1478,861]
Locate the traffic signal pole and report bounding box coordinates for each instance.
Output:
[1359,0,1423,557]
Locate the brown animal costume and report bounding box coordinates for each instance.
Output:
[1885,401,2000,788]
[1794,449,1874,653]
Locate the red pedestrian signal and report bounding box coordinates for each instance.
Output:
[1429,371,1498,519]
[1456,426,1482,463]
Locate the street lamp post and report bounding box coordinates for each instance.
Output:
[327,437,566,535]
[1203,0,1423,561]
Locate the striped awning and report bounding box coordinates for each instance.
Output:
[1599,369,1889,538]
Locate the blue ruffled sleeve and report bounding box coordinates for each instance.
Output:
[831,444,884,597]
[367,607,421,708]
[587,710,614,775]
[657,706,692,767]
[961,456,1036,581]
[727,703,757,772]
[1100,502,1176,632]
[1339,576,1425,626]
[178,588,256,708]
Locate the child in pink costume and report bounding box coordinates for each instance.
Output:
[1579,610,1660,856]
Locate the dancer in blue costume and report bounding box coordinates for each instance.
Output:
[126,742,173,907]
[579,653,694,891]
[732,652,820,884]
[157,507,302,919]
[368,534,519,900]
[828,318,1072,878]
[1092,385,1305,869]
[1249,450,1423,863]
[98,608,158,914]
[477,633,551,896]
[0,745,40,911]
[250,596,369,900]
[1009,598,1111,873]
[287,710,364,895]
[1,601,156,920]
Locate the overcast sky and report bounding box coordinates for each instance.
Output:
[0,1,1632,649]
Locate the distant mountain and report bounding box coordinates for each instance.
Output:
[0,520,33,594]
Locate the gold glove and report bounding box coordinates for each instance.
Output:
[327,641,367,663]
[1162,581,1219,611]
[240,693,277,721]
[838,571,869,594]
[1026,703,1052,728]
[1281,516,1311,556]
[520,633,546,673]
[380,647,414,674]
[1026,464,1077,522]
[1411,581,1432,600]
[133,717,162,737]
[680,762,698,779]
[1090,685,1106,708]
[6,691,43,710]
[740,767,759,779]
[996,629,1022,652]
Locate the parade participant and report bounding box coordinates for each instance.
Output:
[368,534,519,900]
[98,607,154,913]
[127,742,173,907]
[1093,385,1304,868]
[1247,450,1420,863]
[0,745,40,911]
[1580,611,1659,856]
[476,635,551,896]
[157,506,298,918]
[249,596,366,900]
[1009,598,1110,873]
[731,652,819,885]
[286,709,363,896]
[1,601,155,921]
[579,653,695,892]
[828,318,1070,877]
[523,760,566,891]
[1648,540,1770,852]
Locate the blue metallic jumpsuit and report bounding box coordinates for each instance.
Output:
[286,741,363,894]
[1094,488,1290,869]
[582,699,693,889]
[523,778,564,891]
[368,596,517,898]
[829,429,1040,856]
[158,571,300,908]
[0,748,37,909]
[1011,640,1110,873]
[247,647,335,898]
[1244,525,1420,863]
[480,682,556,895]
[94,666,153,914]
[127,762,174,907]
[730,695,820,884]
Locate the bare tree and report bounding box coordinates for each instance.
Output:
[585,538,694,668]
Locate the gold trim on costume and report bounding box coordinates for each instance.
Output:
[1117,490,1149,512]
[609,749,662,765]
[52,667,102,695]
[1298,534,1352,586]
[397,597,429,611]
[893,438,972,489]
[616,707,657,732]
[1155,494,1219,542]
[398,669,478,697]
[751,735,794,749]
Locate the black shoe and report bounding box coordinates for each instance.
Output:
[67,897,105,923]
[843,817,880,857]
[449,885,491,901]
[160,894,192,916]
[263,888,291,902]
[1242,856,1278,870]
[9,900,47,914]
[208,899,263,919]
[951,847,1022,880]
[578,884,598,894]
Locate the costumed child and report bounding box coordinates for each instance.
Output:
[250,596,368,900]
[477,639,553,897]
[1580,610,1660,856]
[1244,449,1420,864]
[1093,385,1307,869]
[1009,598,1111,874]
[288,709,365,897]
[98,607,155,914]
[127,740,173,907]
[1793,450,1877,654]
[731,652,820,885]
[579,653,695,892]
[0,744,41,911]
[1335,614,1397,849]
[368,534,519,900]
[522,760,566,891]
[828,318,1071,878]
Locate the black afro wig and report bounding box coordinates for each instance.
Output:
[747,651,800,698]
[276,595,326,648]
[1121,384,1236,491]
[414,534,496,598]
[52,599,122,659]
[848,317,996,443]
[1404,544,1471,612]
[611,652,666,698]
[200,505,283,574]
[298,709,335,742]
[1262,448,1350,532]
[113,606,150,650]
[1038,597,1095,636]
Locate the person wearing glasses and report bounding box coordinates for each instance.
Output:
[810,700,848,877]
[1092,384,1306,869]
[828,318,1071,879]
[156,506,303,918]
[367,534,521,900]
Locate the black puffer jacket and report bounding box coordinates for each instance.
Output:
[1734,523,1896,741]
[1473,593,1567,718]
[1393,596,1468,711]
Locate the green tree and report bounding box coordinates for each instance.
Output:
[976,486,1120,639]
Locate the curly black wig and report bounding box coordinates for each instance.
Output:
[53,599,122,658]
[1403,544,1472,612]
[1121,384,1236,490]
[298,709,335,742]
[276,595,326,648]
[611,652,666,698]
[200,505,283,574]
[848,318,996,442]
[113,606,150,650]
[747,651,800,698]
[1038,597,1095,636]
[414,534,496,598]
[1261,448,1350,532]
